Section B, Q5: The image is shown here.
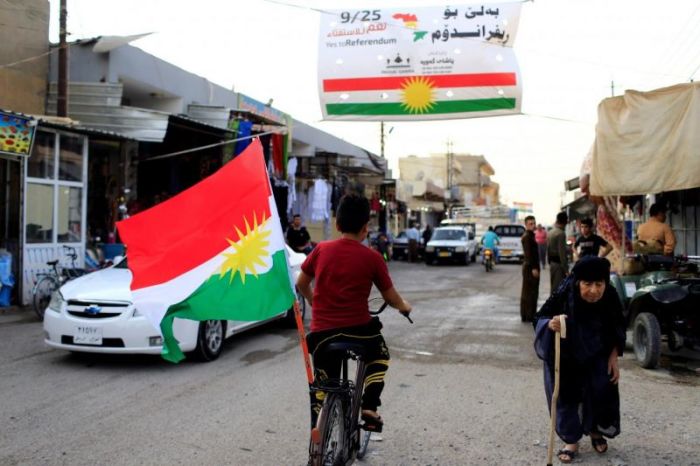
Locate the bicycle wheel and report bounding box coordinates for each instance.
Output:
[33,276,59,320]
[356,428,371,459]
[317,393,346,466]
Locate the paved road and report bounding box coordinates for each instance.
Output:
[1,261,698,465]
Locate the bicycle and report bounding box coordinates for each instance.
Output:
[32,245,87,320]
[308,301,413,466]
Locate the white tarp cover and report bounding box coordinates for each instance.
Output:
[590,82,700,195]
[318,3,522,121]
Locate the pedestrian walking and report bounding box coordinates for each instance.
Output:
[547,212,569,294]
[535,224,548,269]
[405,222,420,262]
[520,215,540,322]
[533,257,626,464]
[422,224,433,246]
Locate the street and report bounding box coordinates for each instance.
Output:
[1,261,699,466]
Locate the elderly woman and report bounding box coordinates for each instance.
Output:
[533,257,626,463]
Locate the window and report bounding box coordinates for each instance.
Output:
[59,134,84,181]
[57,187,82,243]
[495,225,525,237]
[27,131,55,179]
[26,183,54,243]
[433,229,466,241]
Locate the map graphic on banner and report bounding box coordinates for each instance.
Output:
[318,3,522,121]
[0,111,36,156]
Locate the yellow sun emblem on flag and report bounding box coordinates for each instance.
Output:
[219,213,270,284]
[400,76,436,114]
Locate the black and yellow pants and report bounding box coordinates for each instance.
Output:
[306,317,390,426]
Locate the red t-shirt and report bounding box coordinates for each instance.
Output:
[301,238,394,332]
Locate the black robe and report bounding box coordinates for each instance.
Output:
[533,276,626,443]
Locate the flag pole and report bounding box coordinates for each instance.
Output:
[293,299,313,384]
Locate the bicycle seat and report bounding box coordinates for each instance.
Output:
[46,260,59,266]
[322,341,371,360]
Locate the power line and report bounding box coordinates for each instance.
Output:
[140,131,278,162]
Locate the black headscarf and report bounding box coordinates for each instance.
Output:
[571,256,611,282]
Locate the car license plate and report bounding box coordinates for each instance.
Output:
[438,251,451,257]
[74,326,102,345]
[502,249,512,255]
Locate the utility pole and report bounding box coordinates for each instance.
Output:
[446,139,454,199]
[57,0,69,117]
[380,121,385,158]
[610,80,615,97]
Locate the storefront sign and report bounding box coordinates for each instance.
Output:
[236,94,287,125]
[318,2,522,121]
[0,111,36,156]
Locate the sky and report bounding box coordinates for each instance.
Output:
[48,0,700,222]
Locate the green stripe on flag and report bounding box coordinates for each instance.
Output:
[326,98,516,116]
[159,250,295,363]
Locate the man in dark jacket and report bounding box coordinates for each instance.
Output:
[520,215,540,322]
[547,211,569,294]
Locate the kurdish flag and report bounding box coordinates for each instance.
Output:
[322,72,519,120]
[117,140,295,363]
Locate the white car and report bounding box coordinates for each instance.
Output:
[43,246,307,361]
[493,224,525,263]
[424,226,479,265]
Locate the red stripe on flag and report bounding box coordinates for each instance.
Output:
[117,141,272,290]
[323,73,517,92]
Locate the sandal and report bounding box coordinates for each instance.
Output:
[557,448,577,463]
[591,436,608,454]
[360,413,384,432]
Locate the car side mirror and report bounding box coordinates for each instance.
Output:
[469,232,475,240]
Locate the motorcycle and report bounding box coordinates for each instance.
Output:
[482,248,494,272]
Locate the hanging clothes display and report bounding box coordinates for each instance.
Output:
[271,133,285,178]
[287,157,298,216]
[259,133,272,165]
[310,179,331,223]
[234,120,253,155]
[271,178,289,231]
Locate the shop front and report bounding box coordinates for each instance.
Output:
[22,127,88,304]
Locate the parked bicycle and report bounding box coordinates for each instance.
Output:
[32,245,88,320]
[308,301,413,466]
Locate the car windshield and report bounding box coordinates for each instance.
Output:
[433,229,466,241]
[114,256,128,268]
[494,225,525,237]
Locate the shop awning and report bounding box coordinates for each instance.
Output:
[562,194,596,221]
[406,199,445,212]
[590,82,700,196]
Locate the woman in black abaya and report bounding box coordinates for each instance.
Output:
[534,256,626,463]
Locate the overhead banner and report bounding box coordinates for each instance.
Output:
[0,111,36,156]
[318,3,522,121]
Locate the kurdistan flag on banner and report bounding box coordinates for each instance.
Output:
[117,140,295,363]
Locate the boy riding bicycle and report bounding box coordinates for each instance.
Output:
[296,194,412,432]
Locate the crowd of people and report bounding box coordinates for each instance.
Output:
[288,196,678,464]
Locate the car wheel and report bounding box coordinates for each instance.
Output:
[471,251,477,263]
[193,319,225,362]
[633,312,661,369]
[284,287,306,327]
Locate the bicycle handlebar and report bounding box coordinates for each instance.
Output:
[369,300,413,324]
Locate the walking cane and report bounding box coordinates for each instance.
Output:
[546,315,567,466]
